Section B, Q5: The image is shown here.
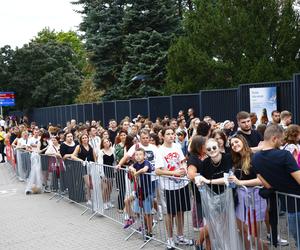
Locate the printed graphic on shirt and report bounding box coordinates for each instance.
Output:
[164,152,181,171]
[145,150,154,171]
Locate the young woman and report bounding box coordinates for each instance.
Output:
[187,135,209,249]
[114,130,128,211]
[229,134,267,250]
[211,129,230,154]
[282,124,300,166]
[98,138,115,210]
[193,138,233,249]
[71,133,96,205]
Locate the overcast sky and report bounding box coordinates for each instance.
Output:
[0,0,82,48]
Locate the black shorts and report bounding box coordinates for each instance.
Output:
[165,185,191,215]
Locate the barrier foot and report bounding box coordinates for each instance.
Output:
[49,193,58,200]
[125,229,137,241]
[139,237,152,249]
[56,195,64,203]
[89,211,98,220]
[81,207,89,216]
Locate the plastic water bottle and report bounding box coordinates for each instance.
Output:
[228,169,236,188]
[195,174,205,192]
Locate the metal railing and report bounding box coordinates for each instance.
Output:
[5,147,300,250]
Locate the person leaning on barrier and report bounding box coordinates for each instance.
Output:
[71,133,97,206]
[155,126,193,249]
[228,134,268,250]
[187,135,209,249]
[252,125,300,249]
[193,138,231,250]
[60,132,77,160]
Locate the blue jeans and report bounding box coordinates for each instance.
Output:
[288,212,300,249]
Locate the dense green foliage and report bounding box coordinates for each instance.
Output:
[165,0,300,94]
[75,0,181,99]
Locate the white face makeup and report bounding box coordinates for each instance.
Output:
[206,140,220,158]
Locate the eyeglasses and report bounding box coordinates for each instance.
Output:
[206,146,217,152]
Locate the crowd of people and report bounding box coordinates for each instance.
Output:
[0,108,299,250]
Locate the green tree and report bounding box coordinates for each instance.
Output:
[0,45,14,90]
[32,28,89,76]
[9,41,82,110]
[75,78,104,103]
[166,0,300,94]
[75,0,126,94]
[116,0,181,99]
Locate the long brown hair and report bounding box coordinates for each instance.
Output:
[230,134,252,175]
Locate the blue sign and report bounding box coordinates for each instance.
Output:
[0,92,15,106]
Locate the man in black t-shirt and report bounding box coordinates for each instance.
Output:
[107,119,118,145]
[253,125,300,248]
[236,111,263,152]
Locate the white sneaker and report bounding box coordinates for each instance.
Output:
[103,203,109,210]
[266,234,289,246]
[166,238,175,249]
[86,200,92,206]
[108,202,114,208]
[175,235,194,246]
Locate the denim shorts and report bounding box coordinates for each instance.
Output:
[133,195,153,214]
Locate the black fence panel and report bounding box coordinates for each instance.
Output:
[293,74,300,124]
[130,98,148,119]
[200,89,238,123]
[60,106,66,126]
[65,105,72,123]
[71,105,77,121]
[149,96,171,121]
[92,103,103,124]
[116,100,130,123]
[77,104,84,122]
[84,104,93,122]
[171,94,200,118]
[103,101,116,128]
[239,81,293,115]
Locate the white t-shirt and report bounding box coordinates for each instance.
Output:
[89,136,101,155]
[156,143,189,190]
[28,136,40,152]
[0,119,5,128]
[17,138,30,149]
[282,143,300,157]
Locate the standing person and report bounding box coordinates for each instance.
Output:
[0,126,6,162]
[108,119,119,146]
[89,126,101,157]
[279,110,292,130]
[98,138,115,210]
[267,110,280,126]
[186,108,195,128]
[253,125,300,249]
[229,134,267,250]
[129,148,154,239]
[236,111,263,152]
[114,130,128,212]
[72,133,96,206]
[187,135,208,249]
[211,129,230,154]
[60,132,77,160]
[282,124,300,164]
[155,127,192,249]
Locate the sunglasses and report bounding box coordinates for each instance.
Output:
[206,146,217,152]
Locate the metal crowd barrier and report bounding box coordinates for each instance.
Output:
[6,150,300,250]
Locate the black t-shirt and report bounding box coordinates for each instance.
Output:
[187,154,204,203]
[237,130,262,147]
[201,153,232,193]
[60,142,78,158]
[252,149,300,212]
[108,129,118,145]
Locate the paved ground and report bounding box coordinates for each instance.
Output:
[0,162,165,250]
